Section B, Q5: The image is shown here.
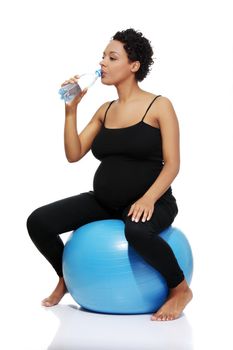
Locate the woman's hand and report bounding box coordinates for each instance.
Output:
[127,194,155,222]
[61,75,87,109]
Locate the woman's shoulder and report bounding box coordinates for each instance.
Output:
[143,92,177,126]
[146,92,175,113]
[93,100,115,124]
[145,91,173,104]
[94,100,114,116]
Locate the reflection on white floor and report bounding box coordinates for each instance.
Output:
[2,270,233,349]
[47,302,193,350]
[2,295,193,350]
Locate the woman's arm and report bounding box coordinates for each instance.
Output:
[64,103,82,162]
[62,75,109,162]
[127,96,180,222]
[144,96,180,202]
[64,101,109,162]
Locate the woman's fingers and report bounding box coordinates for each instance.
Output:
[147,210,153,221]
[127,197,155,223]
[127,204,135,217]
[61,80,69,87]
[81,88,88,95]
[132,208,144,222]
[61,75,80,87]
[142,211,149,222]
[129,206,153,223]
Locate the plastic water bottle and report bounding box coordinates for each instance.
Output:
[59,69,102,102]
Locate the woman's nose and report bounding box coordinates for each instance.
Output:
[99,57,107,67]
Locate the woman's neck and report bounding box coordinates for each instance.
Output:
[115,79,143,104]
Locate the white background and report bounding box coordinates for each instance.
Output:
[1,0,233,349]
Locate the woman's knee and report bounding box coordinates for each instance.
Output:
[26,207,45,238]
[124,220,152,243]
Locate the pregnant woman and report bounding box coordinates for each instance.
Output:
[27,28,192,321]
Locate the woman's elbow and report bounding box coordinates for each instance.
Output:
[66,156,80,163]
[164,159,180,176]
[174,163,180,176]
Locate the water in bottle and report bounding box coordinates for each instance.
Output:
[59,69,102,103]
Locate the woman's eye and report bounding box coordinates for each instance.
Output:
[101,56,116,61]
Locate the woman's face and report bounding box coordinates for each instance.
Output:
[100,40,138,85]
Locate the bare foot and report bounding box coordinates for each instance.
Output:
[41,277,68,307]
[151,279,193,321]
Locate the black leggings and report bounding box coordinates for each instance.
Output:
[26,191,184,288]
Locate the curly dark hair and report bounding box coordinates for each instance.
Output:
[112,28,154,82]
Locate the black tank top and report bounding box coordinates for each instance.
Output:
[91,95,172,209]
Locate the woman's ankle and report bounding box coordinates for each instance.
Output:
[170,279,191,295]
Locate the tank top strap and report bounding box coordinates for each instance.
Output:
[141,95,162,122]
[103,100,115,126]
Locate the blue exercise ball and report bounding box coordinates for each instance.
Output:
[63,219,193,314]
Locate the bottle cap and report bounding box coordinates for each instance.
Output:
[95,69,102,77]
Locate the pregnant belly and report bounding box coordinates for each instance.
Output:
[93,157,162,209]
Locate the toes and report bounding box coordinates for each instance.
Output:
[151,314,158,321]
[41,298,53,307]
[162,313,175,321]
[151,312,163,321]
[42,301,50,307]
[151,312,176,321]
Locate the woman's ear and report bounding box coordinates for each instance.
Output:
[131,61,140,73]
